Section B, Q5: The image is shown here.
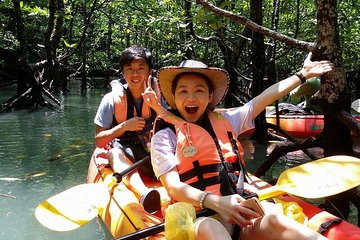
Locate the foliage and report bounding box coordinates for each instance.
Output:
[338,0,360,70]
[0,0,359,101]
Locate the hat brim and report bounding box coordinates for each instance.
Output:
[157,66,229,109]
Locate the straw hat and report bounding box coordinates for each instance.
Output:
[157,60,230,109]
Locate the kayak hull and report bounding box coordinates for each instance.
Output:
[266,114,326,137]
[87,148,166,239]
[241,114,360,138]
[87,147,360,239]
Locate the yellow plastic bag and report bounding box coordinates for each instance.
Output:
[164,202,196,240]
[274,198,308,225]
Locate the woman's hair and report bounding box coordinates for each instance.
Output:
[171,72,215,94]
[119,45,154,70]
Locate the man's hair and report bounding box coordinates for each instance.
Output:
[119,45,154,70]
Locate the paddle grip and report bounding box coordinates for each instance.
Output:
[115,208,216,240]
[112,156,150,183]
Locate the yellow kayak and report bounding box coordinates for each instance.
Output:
[87,148,360,240]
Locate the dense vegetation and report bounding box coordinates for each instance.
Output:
[0,0,359,109]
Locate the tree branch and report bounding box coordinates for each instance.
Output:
[196,0,316,52]
[337,109,360,138]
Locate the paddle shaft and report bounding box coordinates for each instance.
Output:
[113,156,150,183]
[115,209,216,240]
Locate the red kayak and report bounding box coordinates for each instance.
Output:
[239,114,360,138]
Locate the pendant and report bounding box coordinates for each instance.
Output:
[182,145,198,158]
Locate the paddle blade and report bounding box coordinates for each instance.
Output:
[35,183,110,231]
[352,99,360,113]
[275,155,360,199]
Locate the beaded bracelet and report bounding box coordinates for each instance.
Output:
[295,71,306,84]
[199,191,212,209]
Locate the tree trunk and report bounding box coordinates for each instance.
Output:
[45,0,64,93]
[105,8,113,88]
[267,0,280,129]
[11,0,32,96]
[316,0,353,156]
[315,0,356,222]
[80,2,88,94]
[250,0,267,142]
[7,0,44,109]
[184,0,195,60]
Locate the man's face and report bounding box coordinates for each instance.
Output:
[122,58,151,93]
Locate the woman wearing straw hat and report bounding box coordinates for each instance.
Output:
[143,53,333,239]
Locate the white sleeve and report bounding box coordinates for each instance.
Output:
[94,93,115,129]
[150,128,178,179]
[222,100,255,136]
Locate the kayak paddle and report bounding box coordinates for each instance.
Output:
[116,155,360,240]
[257,155,360,200]
[36,155,360,233]
[351,99,360,113]
[35,156,150,231]
[35,181,112,231]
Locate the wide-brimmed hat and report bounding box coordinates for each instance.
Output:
[157,60,230,109]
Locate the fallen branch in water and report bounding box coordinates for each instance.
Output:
[0,193,17,199]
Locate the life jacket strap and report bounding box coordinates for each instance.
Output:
[179,161,241,191]
[179,162,240,182]
[189,176,221,190]
[179,163,222,182]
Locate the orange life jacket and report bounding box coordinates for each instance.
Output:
[112,80,153,124]
[157,111,245,195]
[111,80,156,165]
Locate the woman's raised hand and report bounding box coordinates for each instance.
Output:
[300,52,335,79]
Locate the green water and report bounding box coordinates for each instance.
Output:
[0,84,113,240]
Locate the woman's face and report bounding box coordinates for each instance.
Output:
[173,73,213,123]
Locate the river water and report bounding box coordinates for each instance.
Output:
[0,84,113,240]
[0,83,357,240]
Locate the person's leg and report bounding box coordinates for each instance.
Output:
[107,148,160,213]
[240,212,327,240]
[107,148,148,193]
[195,217,232,240]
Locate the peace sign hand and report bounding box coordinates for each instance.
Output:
[142,76,162,114]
